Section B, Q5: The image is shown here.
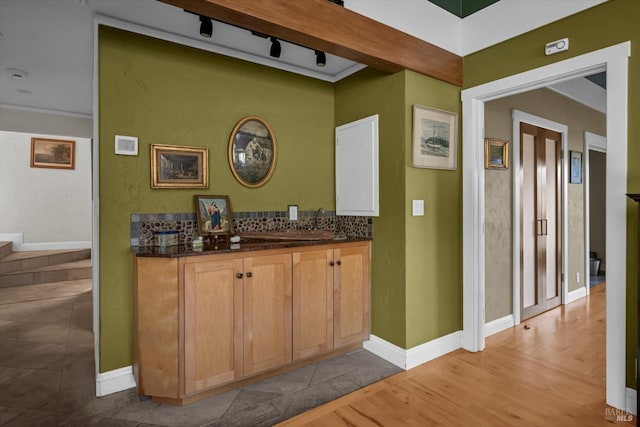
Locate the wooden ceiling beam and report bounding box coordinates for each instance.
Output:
[159,0,463,86]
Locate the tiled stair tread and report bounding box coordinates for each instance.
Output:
[0,248,91,262]
[0,259,92,276]
[0,242,11,260]
[0,248,91,274]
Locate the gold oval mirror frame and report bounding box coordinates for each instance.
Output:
[228,116,277,188]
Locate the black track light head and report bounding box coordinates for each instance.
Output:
[270,37,281,58]
[315,50,326,67]
[199,15,212,38]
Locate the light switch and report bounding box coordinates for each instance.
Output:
[288,205,298,221]
[412,200,424,216]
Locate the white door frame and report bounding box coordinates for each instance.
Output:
[461,41,630,410]
[511,110,569,325]
[584,131,607,297]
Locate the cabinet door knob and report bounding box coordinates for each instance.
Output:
[336,260,342,266]
[236,273,243,279]
[246,272,253,278]
[329,261,335,267]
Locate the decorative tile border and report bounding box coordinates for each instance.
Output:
[131,211,372,246]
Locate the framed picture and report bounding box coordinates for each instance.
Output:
[228,116,277,188]
[412,105,458,170]
[150,144,208,189]
[115,135,138,156]
[30,138,75,169]
[484,138,510,169]
[194,195,233,235]
[570,150,582,184]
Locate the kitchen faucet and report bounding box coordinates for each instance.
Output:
[312,207,325,230]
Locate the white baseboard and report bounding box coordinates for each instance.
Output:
[0,233,23,248]
[96,366,137,397]
[364,331,463,371]
[485,314,515,337]
[363,335,407,369]
[626,387,637,415]
[566,286,587,304]
[406,331,463,369]
[15,240,92,251]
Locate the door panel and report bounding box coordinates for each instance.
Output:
[520,123,562,320]
[243,253,292,375]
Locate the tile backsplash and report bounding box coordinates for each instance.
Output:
[131,210,372,246]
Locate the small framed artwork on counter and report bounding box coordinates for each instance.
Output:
[194,195,233,235]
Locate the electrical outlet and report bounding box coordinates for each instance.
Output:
[576,272,580,283]
[288,205,298,221]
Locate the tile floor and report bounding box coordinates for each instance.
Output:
[0,280,401,427]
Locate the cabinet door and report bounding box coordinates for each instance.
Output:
[292,249,334,361]
[184,258,243,394]
[334,244,370,347]
[243,253,293,375]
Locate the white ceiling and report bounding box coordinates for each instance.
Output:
[0,0,608,117]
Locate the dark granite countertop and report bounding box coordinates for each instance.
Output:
[132,237,371,258]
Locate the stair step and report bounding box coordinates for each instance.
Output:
[0,259,92,288]
[0,248,91,275]
[0,242,11,260]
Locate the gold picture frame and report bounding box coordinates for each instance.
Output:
[228,116,277,188]
[484,138,510,170]
[150,144,208,188]
[30,138,75,170]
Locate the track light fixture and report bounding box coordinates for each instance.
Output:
[270,37,281,58]
[199,15,212,38]
[315,50,326,67]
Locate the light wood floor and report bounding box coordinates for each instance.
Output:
[279,284,635,426]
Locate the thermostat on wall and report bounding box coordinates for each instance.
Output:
[545,38,569,56]
[115,135,138,156]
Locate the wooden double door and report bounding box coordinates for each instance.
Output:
[520,123,562,320]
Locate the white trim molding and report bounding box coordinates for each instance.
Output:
[364,331,463,371]
[95,366,136,397]
[461,41,630,411]
[626,388,637,416]
[484,314,515,337]
[0,234,90,251]
[566,286,588,304]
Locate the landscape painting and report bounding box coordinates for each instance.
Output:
[30,138,75,170]
[412,105,458,170]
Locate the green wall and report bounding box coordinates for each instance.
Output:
[98,27,335,371]
[335,69,408,347]
[463,0,640,387]
[404,72,462,348]
[334,69,463,348]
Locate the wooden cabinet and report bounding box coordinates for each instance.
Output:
[183,257,243,394]
[242,253,292,375]
[133,241,370,404]
[292,243,370,357]
[292,249,334,360]
[333,244,370,347]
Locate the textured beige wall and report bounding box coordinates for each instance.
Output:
[484,87,606,322]
[0,106,92,138]
[589,150,606,272]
